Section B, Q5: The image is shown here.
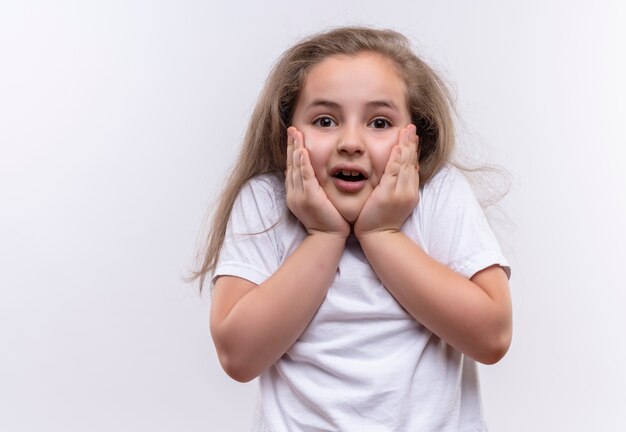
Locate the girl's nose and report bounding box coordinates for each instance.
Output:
[337,125,364,155]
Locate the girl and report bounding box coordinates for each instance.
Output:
[194,27,512,431]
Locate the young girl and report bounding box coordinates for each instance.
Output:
[194,27,512,431]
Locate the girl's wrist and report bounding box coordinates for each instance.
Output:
[307,228,350,242]
[354,227,402,244]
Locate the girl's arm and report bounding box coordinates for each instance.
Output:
[356,232,511,364]
[211,232,346,382]
[211,128,350,382]
[354,125,512,364]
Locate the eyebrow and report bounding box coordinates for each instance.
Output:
[305,99,340,110]
[305,99,399,111]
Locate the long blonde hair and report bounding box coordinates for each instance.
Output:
[190,26,456,292]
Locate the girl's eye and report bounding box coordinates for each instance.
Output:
[313,116,337,128]
[370,118,391,129]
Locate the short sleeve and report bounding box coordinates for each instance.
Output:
[421,165,511,280]
[213,176,285,285]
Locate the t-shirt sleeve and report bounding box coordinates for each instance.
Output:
[213,177,284,285]
[421,166,511,280]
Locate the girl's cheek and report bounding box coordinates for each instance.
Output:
[372,134,397,153]
[303,144,325,174]
[374,140,397,174]
[302,131,330,152]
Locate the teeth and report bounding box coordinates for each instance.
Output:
[340,170,360,177]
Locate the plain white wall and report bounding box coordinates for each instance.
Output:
[2,1,625,431]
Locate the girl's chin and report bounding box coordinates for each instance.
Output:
[336,204,363,224]
[328,191,369,224]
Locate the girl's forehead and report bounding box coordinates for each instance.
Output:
[298,52,408,105]
[306,52,403,80]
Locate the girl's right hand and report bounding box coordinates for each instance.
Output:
[286,127,350,238]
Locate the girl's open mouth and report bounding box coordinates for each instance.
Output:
[334,170,365,182]
[332,168,368,193]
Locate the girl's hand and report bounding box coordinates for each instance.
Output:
[354,124,420,238]
[285,127,350,238]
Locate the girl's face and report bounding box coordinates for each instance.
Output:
[291,52,412,223]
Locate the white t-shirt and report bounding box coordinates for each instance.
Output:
[214,164,510,432]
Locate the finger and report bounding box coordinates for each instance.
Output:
[408,124,419,166]
[298,131,319,195]
[379,145,402,193]
[397,156,419,192]
[286,127,296,190]
[397,126,412,162]
[292,132,304,191]
[396,128,417,192]
[299,148,318,195]
[414,134,420,169]
[287,127,296,168]
[377,150,400,196]
[398,128,420,193]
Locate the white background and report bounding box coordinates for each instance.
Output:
[1,1,625,431]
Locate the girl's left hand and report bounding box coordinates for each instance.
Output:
[354,124,420,238]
